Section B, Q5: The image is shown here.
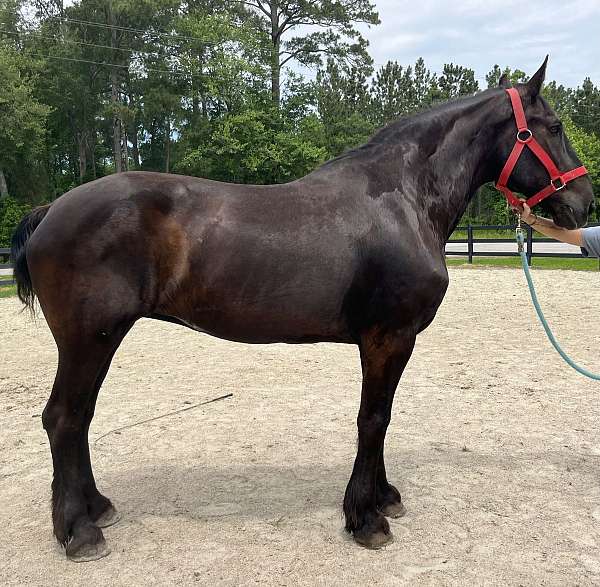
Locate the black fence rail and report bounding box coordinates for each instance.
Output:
[0,248,14,285]
[447,224,599,265]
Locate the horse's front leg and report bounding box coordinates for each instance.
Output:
[343,327,415,548]
[376,447,406,518]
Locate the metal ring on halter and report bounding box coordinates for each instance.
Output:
[551,177,567,191]
[516,129,533,143]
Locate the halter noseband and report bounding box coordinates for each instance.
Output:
[495,87,588,209]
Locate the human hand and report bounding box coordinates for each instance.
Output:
[511,200,537,225]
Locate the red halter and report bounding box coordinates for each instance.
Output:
[495,88,588,209]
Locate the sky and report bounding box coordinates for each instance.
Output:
[359,0,600,88]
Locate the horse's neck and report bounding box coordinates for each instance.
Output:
[377,97,501,241]
[426,118,497,240]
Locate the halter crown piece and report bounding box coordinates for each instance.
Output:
[495,88,588,209]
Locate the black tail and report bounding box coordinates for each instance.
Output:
[10,204,52,313]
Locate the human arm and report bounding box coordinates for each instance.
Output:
[517,202,583,247]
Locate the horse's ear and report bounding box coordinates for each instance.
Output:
[526,55,548,99]
[499,74,512,89]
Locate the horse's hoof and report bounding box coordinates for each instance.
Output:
[352,514,394,549]
[379,501,406,519]
[65,522,109,563]
[354,528,394,549]
[95,506,122,529]
[66,538,111,563]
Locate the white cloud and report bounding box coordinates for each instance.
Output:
[361,0,600,87]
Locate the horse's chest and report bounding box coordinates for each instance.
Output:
[370,260,449,330]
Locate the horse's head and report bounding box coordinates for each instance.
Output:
[492,57,594,229]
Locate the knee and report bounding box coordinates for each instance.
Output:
[42,404,79,434]
[42,405,58,432]
[357,412,390,433]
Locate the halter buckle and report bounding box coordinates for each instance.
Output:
[516,129,533,143]
[551,177,566,191]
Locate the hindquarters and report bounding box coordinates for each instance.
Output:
[24,176,192,334]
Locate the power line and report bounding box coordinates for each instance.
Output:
[46,15,218,46]
[0,26,268,81]
[28,52,253,83]
[0,28,165,57]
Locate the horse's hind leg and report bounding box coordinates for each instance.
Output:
[79,336,132,528]
[42,324,132,562]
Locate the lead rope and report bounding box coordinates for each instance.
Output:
[516,215,600,380]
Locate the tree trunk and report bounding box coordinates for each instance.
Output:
[128,92,141,169]
[0,168,8,199]
[200,62,208,118]
[130,126,140,169]
[165,118,171,173]
[270,1,281,106]
[122,124,129,171]
[111,72,122,173]
[109,4,122,173]
[192,72,200,119]
[192,89,199,118]
[77,131,87,183]
[91,145,97,178]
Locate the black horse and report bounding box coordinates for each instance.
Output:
[11,59,594,561]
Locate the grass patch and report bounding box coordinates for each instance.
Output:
[0,283,16,298]
[450,228,551,240]
[450,229,512,240]
[447,256,600,271]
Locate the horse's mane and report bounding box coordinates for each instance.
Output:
[319,87,503,168]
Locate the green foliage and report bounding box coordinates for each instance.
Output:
[562,115,600,217]
[485,65,527,88]
[543,81,574,115]
[316,59,375,156]
[0,44,50,197]
[369,58,440,126]
[437,63,479,100]
[176,109,327,184]
[563,116,600,183]
[572,78,600,137]
[0,197,33,248]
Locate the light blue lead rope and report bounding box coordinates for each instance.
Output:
[516,226,600,380]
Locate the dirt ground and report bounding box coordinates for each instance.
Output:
[2,266,600,586]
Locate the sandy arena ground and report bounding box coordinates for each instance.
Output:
[2,266,600,586]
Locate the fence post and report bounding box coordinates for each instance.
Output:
[526,224,533,266]
[467,224,473,264]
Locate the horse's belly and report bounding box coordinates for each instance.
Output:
[159,287,354,344]
[171,313,353,344]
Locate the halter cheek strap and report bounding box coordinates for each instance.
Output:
[495,88,588,209]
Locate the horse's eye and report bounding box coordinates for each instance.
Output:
[550,124,562,135]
